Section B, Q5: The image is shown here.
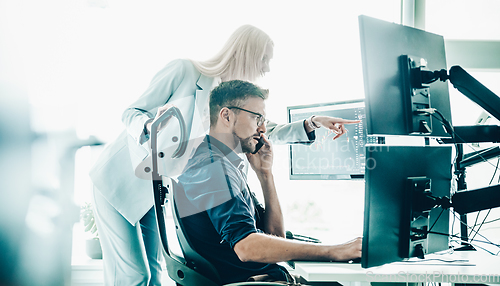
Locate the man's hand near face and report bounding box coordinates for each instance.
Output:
[246,134,273,178]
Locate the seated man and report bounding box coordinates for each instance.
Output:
[177,80,362,284]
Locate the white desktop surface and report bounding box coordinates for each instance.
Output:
[292,250,500,284]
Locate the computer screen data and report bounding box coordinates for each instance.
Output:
[288,100,374,180]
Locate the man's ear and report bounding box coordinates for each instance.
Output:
[219,108,232,126]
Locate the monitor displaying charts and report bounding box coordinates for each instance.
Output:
[288,99,375,180]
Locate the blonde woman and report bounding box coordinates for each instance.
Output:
[90,24,357,285]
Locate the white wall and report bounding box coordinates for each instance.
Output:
[4,0,399,141]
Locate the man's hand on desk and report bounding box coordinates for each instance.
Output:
[327,237,363,262]
[234,234,362,264]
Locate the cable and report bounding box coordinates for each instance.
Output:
[427,207,444,233]
[429,230,499,250]
[429,111,461,173]
[491,157,500,185]
[469,210,482,238]
[470,219,482,237]
[433,109,455,136]
[477,217,500,225]
[469,154,496,240]
[418,108,500,257]
[451,206,456,240]
[431,111,500,172]
[431,111,500,248]
[414,211,499,253]
[449,237,498,256]
[471,209,491,241]
[452,211,500,249]
[411,209,498,250]
[449,212,500,257]
[402,257,469,264]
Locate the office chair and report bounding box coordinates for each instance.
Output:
[149,106,289,286]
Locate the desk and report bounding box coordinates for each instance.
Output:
[291,250,500,285]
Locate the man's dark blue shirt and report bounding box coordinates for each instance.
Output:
[177,135,287,284]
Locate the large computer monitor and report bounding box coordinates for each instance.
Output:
[362,145,452,268]
[359,15,453,138]
[287,99,376,180]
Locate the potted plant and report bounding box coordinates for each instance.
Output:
[80,202,102,259]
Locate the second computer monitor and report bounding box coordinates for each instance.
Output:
[287,99,374,180]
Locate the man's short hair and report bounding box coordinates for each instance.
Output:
[209,80,269,127]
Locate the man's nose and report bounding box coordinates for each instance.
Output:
[259,122,267,134]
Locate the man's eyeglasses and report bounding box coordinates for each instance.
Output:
[226,106,266,127]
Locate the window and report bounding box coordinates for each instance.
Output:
[426,0,500,40]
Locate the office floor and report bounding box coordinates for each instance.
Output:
[71,227,176,286]
[71,258,176,286]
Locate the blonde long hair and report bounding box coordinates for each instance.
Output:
[190,25,273,83]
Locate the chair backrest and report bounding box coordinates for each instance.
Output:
[149,106,218,285]
[152,175,219,286]
[168,179,223,284]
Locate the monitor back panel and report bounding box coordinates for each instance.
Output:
[359,15,452,137]
[362,145,452,268]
